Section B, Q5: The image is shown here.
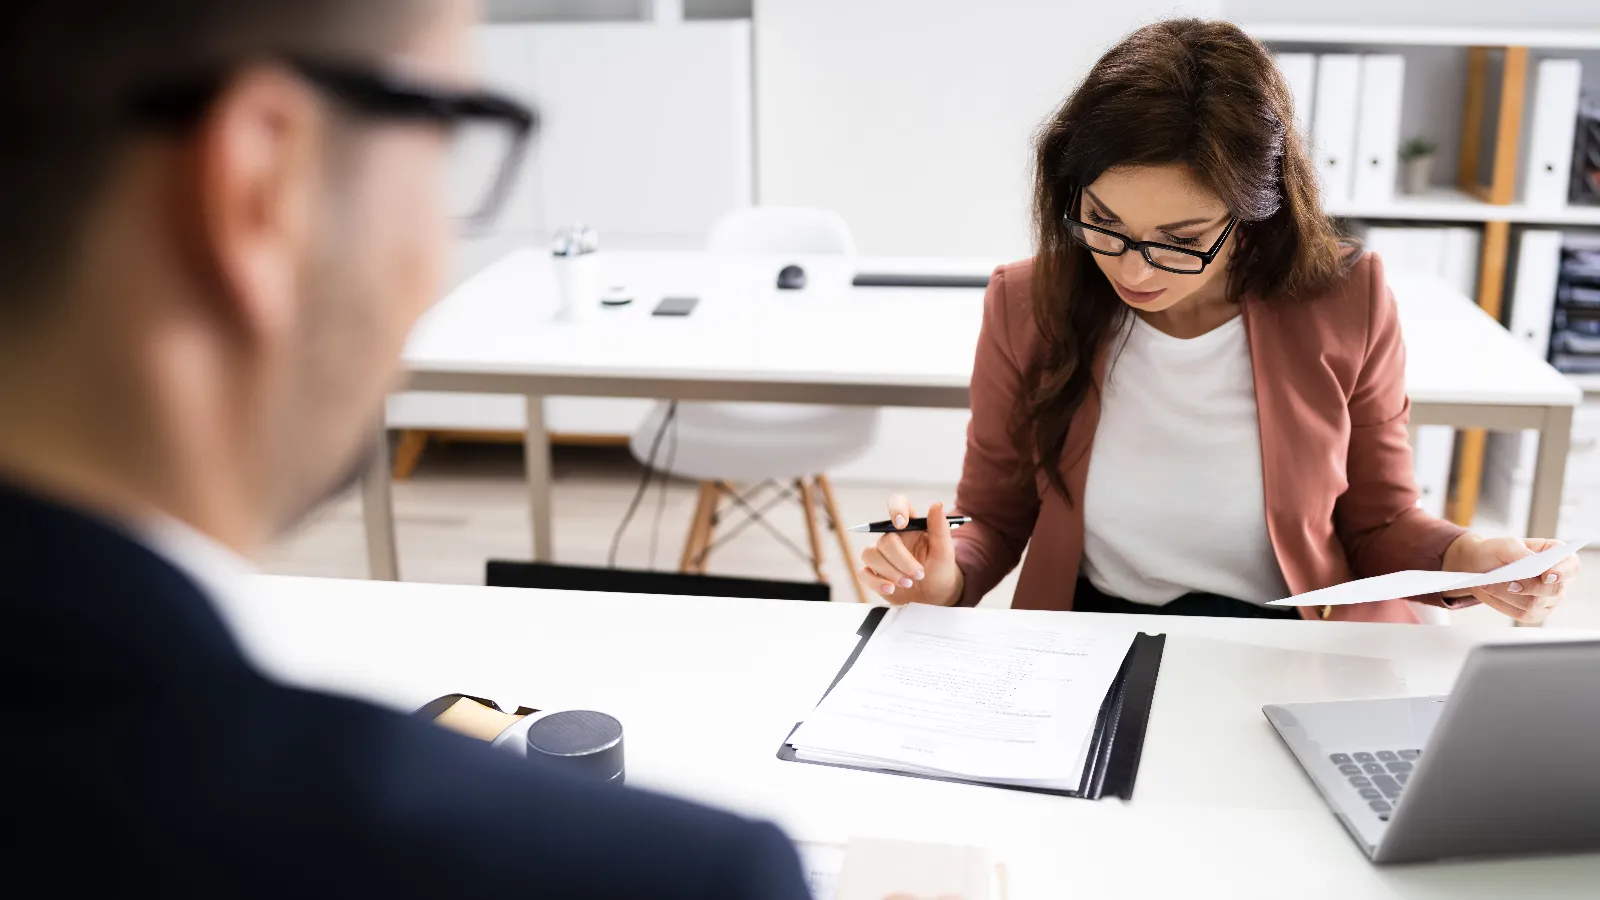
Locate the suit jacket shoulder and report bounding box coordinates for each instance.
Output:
[1245,249,1390,395]
[0,483,809,899]
[987,256,1042,364]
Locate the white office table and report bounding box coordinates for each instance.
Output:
[363,251,1581,580]
[219,576,1600,897]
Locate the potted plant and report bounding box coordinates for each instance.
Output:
[1399,136,1437,196]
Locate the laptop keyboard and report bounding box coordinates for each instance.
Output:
[1328,750,1421,821]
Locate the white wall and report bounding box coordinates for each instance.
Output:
[532,23,753,243]
[753,1,1221,486]
[754,0,1223,260]
[392,21,753,440]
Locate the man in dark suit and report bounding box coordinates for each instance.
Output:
[0,2,810,897]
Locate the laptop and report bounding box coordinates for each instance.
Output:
[1263,640,1600,864]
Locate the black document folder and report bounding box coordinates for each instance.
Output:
[777,606,1166,801]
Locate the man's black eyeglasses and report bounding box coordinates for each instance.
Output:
[1064,188,1237,274]
[128,57,539,229]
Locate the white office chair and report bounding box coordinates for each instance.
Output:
[630,207,876,602]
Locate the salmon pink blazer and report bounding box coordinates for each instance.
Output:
[951,252,1470,623]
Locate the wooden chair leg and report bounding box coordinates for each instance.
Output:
[391,430,430,480]
[816,474,868,604]
[680,481,718,573]
[796,478,827,582]
[678,489,705,573]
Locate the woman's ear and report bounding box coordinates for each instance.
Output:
[1226,223,1249,265]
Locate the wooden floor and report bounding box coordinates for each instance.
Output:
[262,443,1012,603]
[262,443,1599,629]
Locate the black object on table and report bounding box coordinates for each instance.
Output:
[527,711,626,784]
[487,560,831,603]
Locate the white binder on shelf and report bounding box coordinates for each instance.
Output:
[1440,226,1482,299]
[1352,55,1405,203]
[1521,59,1582,209]
[1507,229,1564,359]
[1404,227,1447,280]
[1274,53,1317,144]
[1364,225,1445,283]
[1361,225,1411,273]
[1412,425,1455,519]
[1311,54,1361,204]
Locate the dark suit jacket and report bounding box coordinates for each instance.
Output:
[0,482,810,898]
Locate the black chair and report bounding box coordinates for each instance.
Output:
[486,560,831,602]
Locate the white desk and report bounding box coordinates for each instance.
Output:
[219,576,1600,897]
[363,252,1581,580]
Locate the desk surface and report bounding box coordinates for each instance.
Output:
[403,250,1580,408]
[221,576,1600,898]
[405,251,993,392]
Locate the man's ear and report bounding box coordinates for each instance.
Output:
[188,65,326,347]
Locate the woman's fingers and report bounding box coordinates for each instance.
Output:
[1475,591,1540,623]
[1474,587,1559,623]
[886,493,914,530]
[1472,584,1540,612]
[1476,566,1572,604]
[1543,553,1582,586]
[857,565,901,600]
[1494,574,1563,599]
[1499,539,1580,601]
[878,533,924,583]
[925,502,955,560]
[863,546,915,588]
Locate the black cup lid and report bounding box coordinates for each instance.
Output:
[526,710,624,780]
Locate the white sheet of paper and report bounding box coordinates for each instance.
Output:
[1266,570,1470,607]
[797,842,847,900]
[835,837,993,900]
[1269,540,1588,606]
[798,839,997,900]
[788,604,1135,785]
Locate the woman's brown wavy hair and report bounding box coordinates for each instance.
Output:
[1022,18,1351,501]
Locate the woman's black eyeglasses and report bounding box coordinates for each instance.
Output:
[1064,188,1237,274]
[127,57,539,230]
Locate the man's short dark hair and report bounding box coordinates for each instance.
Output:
[0,1,430,319]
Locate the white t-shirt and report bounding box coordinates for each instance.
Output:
[1081,313,1289,606]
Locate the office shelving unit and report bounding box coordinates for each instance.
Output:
[1244,24,1600,51]
[1246,22,1600,525]
[1324,187,1600,225]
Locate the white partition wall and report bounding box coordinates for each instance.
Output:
[751,0,1222,259]
[530,23,754,244]
[461,20,753,259]
[750,0,1219,484]
[390,21,754,438]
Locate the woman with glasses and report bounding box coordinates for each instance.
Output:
[857,18,1580,623]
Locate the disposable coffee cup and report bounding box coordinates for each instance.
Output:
[551,225,599,322]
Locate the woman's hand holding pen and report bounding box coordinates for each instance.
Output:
[857,495,964,607]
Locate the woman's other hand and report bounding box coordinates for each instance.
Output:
[1441,534,1581,624]
[857,496,964,607]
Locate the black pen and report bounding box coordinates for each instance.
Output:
[847,516,971,534]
